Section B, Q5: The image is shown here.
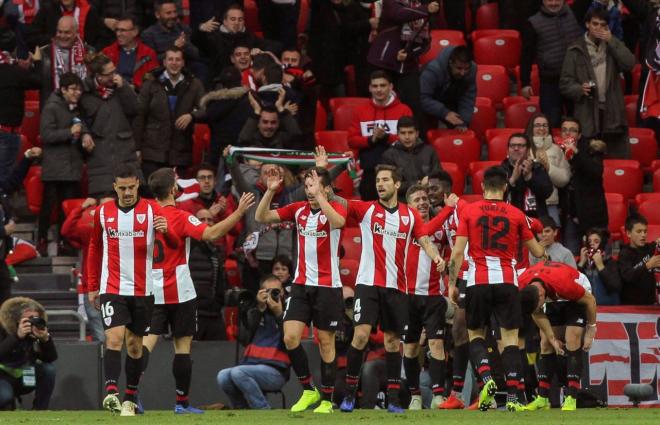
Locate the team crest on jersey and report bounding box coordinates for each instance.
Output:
[136,214,146,224]
[401,216,409,225]
[188,215,202,226]
[104,316,112,326]
[319,215,327,225]
[300,215,307,221]
[376,213,384,218]
[107,217,115,223]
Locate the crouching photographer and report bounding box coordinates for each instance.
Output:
[0,297,57,410]
[217,275,290,409]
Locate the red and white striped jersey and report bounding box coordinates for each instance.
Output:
[457,199,534,287]
[406,228,447,296]
[87,198,158,296]
[277,201,347,288]
[152,206,208,304]
[348,200,424,292]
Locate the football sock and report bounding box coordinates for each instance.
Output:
[173,354,192,407]
[104,349,121,395]
[124,355,143,403]
[501,345,522,402]
[287,345,314,391]
[386,351,402,406]
[403,356,421,395]
[469,338,492,383]
[320,359,336,401]
[345,345,365,397]
[429,355,447,396]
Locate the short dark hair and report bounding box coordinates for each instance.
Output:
[483,166,508,192]
[539,215,558,230]
[252,53,275,71]
[263,63,283,85]
[217,65,242,88]
[164,45,184,60]
[155,0,177,10]
[148,168,176,200]
[375,164,401,183]
[195,163,216,177]
[260,106,279,117]
[59,72,83,90]
[114,163,139,180]
[84,52,112,75]
[117,15,139,29]
[449,45,472,63]
[281,48,301,57]
[223,3,244,20]
[429,169,453,188]
[585,227,609,248]
[303,166,331,187]
[508,133,531,149]
[397,116,417,132]
[272,255,292,271]
[370,69,392,84]
[259,273,281,287]
[405,183,428,203]
[585,6,609,24]
[625,214,648,232]
[520,284,541,316]
[561,116,582,133]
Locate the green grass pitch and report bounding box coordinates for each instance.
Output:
[0,409,658,425]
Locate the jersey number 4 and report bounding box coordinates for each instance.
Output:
[477,215,510,250]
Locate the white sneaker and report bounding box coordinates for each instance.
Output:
[120,400,137,416]
[102,393,121,413]
[408,395,423,410]
[431,395,447,409]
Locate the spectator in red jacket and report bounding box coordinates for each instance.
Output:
[348,70,413,200]
[60,195,113,342]
[102,16,159,91]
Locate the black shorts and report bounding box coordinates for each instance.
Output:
[150,299,198,338]
[100,294,154,336]
[545,301,586,328]
[465,284,520,331]
[283,284,343,331]
[403,294,448,343]
[457,278,467,309]
[353,285,408,336]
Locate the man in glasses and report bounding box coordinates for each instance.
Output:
[500,133,553,218]
[102,16,159,91]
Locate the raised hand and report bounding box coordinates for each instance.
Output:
[266,168,283,191]
[314,145,328,168]
[237,192,256,213]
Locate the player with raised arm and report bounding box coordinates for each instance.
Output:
[518,261,598,412]
[447,166,547,412]
[141,168,255,414]
[87,164,167,416]
[255,167,347,414]
[340,164,444,414]
[403,184,450,410]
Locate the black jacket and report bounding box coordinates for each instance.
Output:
[382,139,442,199]
[501,157,553,218]
[0,63,41,127]
[189,239,225,316]
[569,137,608,233]
[26,2,104,50]
[618,243,658,305]
[201,86,252,156]
[1,158,33,259]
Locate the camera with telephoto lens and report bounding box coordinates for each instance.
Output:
[267,288,281,302]
[224,288,255,308]
[29,316,47,330]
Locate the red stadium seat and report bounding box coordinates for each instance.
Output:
[16,134,31,162]
[24,165,43,215]
[476,65,509,107]
[420,30,467,65]
[468,161,500,195]
[426,129,476,141]
[504,102,540,128]
[25,90,39,102]
[339,259,359,288]
[625,95,639,127]
[468,160,500,177]
[514,64,540,96]
[471,29,520,42]
[628,127,656,171]
[634,192,660,207]
[333,170,355,199]
[225,258,241,288]
[341,227,362,261]
[631,63,641,95]
[502,96,539,109]
[329,97,371,116]
[315,100,328,131]
[474,35,521,70]
[315,130,350,153]
[471,167,487,195]
[440,162,465,196]
[603,160,643,202]
[344,65,357,97]
[243,0,261,32]
[475,2,499,29]
[298,0,309,34]
[605,193,627,240]
[192,124,210,166]
[21,100,40,146]
[431,133,480,172]
[470,97,497,142]
[333,104,357,131]
[486,128,523,161]
[638,200,660,225]
[61,198,85,216]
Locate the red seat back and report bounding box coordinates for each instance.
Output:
[603,161,643,201]
[504,102,540,128]
[341,227,362,261]
[440,162,465,196]
[605,193,627,240]
[628,127,655,169]
[470,97,497,142]
[475,3,500,30]
[638,200,660,225]
[339,259,359,288]
[420,30,467,65]
[474,35,521,70]
[315,130,350,153]
[476,65,509,107]
[431,133,481,172]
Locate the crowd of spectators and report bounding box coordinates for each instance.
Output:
[0,0,659,411]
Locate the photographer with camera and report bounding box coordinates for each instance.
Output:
[577,227,621,305]
[0,297,57,410]
[216,275,290,409]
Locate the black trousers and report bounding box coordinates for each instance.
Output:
[37,181,80,241]
[256,0,300,50]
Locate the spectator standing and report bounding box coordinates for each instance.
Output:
[420,46,476,131]
[500,133,553,218]
[257,0,299,49]
[79,52,140,196]
[382,116,442,199]
[367,0,440,126]
[618,215,660,305]
[348,70,412,200]
[102,16,159,91]
[560,7,635,158]
[520,0,583,127]
[577,227,621,305]
[0,297,57,410]
[133,46,205,181]
[1,0,43,57]
[95,0,141,49]
[238,89,301,148]
[141,0,200,63]
[216,274,290,409]
[529,216,577,267]
[525,113,571,224]
[27,0,103,50]
[37,72,92,254]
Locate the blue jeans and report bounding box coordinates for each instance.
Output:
[217,364,286,409]
[0,362,56,410]
[0,132,20,185]
[84,296,105,342]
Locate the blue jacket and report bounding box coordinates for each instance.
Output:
[420,46,477,125]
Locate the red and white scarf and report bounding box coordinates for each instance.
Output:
[94,78,115,99]
[51,36,87,89]
[13,0,40,25]
[0,51,16,65]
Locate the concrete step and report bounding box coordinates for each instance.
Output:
[13,273,73,291]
